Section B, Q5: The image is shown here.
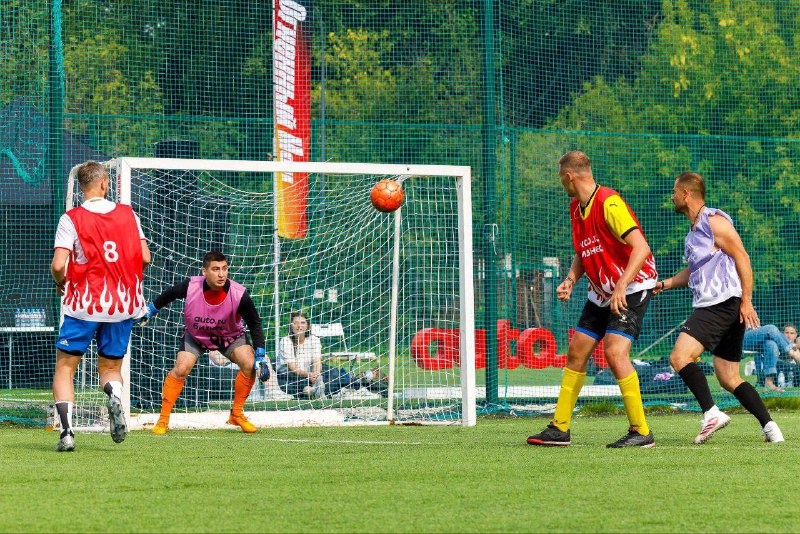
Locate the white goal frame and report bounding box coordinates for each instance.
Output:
[66,158,476,428]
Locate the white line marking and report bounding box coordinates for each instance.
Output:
[168,435,429,446]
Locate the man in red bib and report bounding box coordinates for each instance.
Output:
[527,151,657,448]
[51,161,152,452]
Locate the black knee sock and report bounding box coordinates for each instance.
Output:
[55,401,72,438]
[678,363,715,412]
[733,382,772,427]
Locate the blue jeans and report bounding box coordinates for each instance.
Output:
[743,325,793,377]
[278,364,358,397]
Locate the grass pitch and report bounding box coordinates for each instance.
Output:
[2,412,799,533]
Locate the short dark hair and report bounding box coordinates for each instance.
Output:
[76,161,108,191]
[676,171,706,200]
[202,251,227,268]
[558,151,592,174]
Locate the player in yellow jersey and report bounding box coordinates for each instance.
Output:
[527,151,656,448]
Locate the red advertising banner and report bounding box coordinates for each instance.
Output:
[273,0,310,239]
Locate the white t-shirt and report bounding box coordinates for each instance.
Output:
[277,335,321,374]
[53,198,146,264]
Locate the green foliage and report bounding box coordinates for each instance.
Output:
[511,0,800,294]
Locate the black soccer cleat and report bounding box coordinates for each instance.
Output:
[606,427,655,448]
[526,422,571,446]
[107,395,128,444]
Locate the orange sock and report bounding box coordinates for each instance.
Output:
[232,371,255,415]
[159,374,185,423]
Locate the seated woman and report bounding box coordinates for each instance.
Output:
[276,311,376,399]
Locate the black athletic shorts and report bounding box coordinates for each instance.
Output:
[576,289,653,342]
[680,297,744,362]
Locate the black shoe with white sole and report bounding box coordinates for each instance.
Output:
[606,427,655,448]
[526,423,571,446]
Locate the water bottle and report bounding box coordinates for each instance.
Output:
[14,308,22,328]
[23,309,31,328]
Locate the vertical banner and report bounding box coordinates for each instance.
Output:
[274,0,310,238]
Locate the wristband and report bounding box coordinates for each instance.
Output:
[565,276,575,285]
[54,279,66,288]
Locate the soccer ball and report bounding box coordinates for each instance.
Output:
[370,179,404,212]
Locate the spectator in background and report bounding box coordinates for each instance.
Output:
[778,324,800,387]
[276,311,379,399]
[783,324,799,351]
[743,325,800,392]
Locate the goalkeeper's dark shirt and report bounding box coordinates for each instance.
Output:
[153,279,265,350]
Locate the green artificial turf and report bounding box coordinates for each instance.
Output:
[2,412,799,533]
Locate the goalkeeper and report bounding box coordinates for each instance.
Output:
[138,251,266,434]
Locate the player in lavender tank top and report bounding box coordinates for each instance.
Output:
[654,172,783,443]
[137,251,266,434]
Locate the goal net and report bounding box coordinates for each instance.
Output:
[62,158,475,430]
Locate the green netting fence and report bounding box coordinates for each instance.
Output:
[2,0,800,424]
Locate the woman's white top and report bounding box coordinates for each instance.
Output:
[276,334,321,374]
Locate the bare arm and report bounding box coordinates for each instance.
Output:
[312,338,322,378]
[51,248,70,295]
[141,240,152,270]
[709,214,758,328]
[556,255,585,302]
[566,254,585,282]
[654,267,691,294]
[609,229,651,315]
[618,229,651,286]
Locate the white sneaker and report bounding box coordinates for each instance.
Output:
[56,433,75,452]
[763,421,785,443]
[694,411,731,444]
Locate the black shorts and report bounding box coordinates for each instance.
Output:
[576,289,653,342]
[680,297,744,362]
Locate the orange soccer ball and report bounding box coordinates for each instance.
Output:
[370,179,404,212]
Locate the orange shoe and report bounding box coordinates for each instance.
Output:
[152,419,169,435]
[227,412,257,433]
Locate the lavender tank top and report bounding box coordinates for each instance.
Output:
[183,276,246,350]
[684,208,742,308]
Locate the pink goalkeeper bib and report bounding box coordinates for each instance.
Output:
[183,276,246,350]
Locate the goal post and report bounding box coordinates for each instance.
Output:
[63,158,476,429]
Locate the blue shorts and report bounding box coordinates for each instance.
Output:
[56,316,134,359]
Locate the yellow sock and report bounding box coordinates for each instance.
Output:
[618,371,649,435]
[232,371,256,415]
[159,374,185,423]
[552,368,587,432]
